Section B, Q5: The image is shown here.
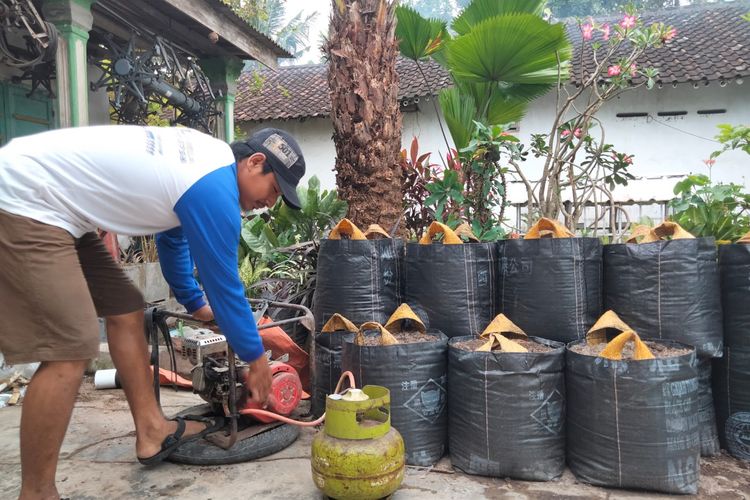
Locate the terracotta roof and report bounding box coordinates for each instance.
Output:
[235,3,749,122]
[235,58,451,122]
[567,3,750,85]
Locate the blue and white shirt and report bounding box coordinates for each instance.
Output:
[0,125,264,362]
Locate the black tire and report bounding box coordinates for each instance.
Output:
[167,405,301,465]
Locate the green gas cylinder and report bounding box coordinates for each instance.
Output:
[311,385,405,500]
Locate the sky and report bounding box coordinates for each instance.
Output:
[284,0,331,63]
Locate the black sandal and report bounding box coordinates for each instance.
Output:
[137,416,224,466]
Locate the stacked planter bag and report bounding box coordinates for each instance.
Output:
[312,219,403,330]
[497,218,603,344]
[714,231,750,461]
[567,311,701,494]
[342,304,448,466]
[311,314,357,417]
[603,221,723,456]
[404,222,497,338]
[448,314,566,480]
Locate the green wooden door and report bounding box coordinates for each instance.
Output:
[0,82,54,145]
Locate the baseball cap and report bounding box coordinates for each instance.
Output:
[230,128,306,210]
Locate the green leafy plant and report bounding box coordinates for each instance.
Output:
[710,124,750,160]
[396,0,570,239]
[238,175,347,307]
[669,174,750,242]
[423,121,514,241]
[400,137,441,239]
[397,0,570,152]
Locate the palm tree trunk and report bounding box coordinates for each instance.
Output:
[324,0,404,235]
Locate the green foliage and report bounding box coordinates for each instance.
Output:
[400,137,441,238]
[396,0,571,141]
[239,176,347,265]
[396,0,571,236]
[446,15,571,84]
[451,0,546,35]
[438,87,476,150]
[423,121,514,241]
[710,124,750,160]
[222,0,319,58]
[238,176,347,302]
[238,256,270,298]
[669,174,750,242]
[395,6,447,61]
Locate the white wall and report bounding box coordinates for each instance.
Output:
[239,81,749,191]
[518,81,749,187]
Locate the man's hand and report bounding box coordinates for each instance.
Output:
[245,355,272,407]
[192,304,214,322]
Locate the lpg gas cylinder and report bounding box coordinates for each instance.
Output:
[311,385,405,500]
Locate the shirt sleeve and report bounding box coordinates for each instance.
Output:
[171,165,265,362]
[155,228,207,313]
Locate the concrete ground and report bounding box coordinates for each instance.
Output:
[0,379,748,500]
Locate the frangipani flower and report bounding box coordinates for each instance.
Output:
[582,23,594,40]
[620,14,636,30]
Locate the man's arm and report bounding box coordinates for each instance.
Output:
[172,166,264,364]
[155,228,207,314]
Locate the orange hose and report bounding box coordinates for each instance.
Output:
[335,370,356,394]
[239,371,357,427]
[240,408,326,426]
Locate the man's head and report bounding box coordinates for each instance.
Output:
[230,128,306,211]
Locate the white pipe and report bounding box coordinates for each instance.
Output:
[94,369,122,390]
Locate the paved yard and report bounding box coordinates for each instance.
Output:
[0,380,748,499]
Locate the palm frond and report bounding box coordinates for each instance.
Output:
[439,87,477,150]
[452,0,546,36]
[446,14,571,84]
[395,5,447,61]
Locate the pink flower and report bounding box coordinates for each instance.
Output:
[601,23,610,41]
[703,159,716,168]
[607,65,622,77]
[662,27,677,42]
[582,23,594,40]
[620,14,636,30]
[624,155,633,165]
[561,129,571,138]
[573,128,583,138]
[629,63,638,77]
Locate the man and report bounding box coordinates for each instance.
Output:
[0,125,305,499]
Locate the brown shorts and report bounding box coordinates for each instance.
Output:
[0,209,145,364]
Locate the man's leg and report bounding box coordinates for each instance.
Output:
[19,360,88,500]
[105,310,207,459]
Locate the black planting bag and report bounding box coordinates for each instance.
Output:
[603,237,723,358]
[404,241,497,338]
[697,358,720,456]
[313,237,404,331]
[713,243,750,459]
[341,330,449,466]
[713,346,750,460]
[498,237,602,343]
[566,339,700,495]
[719,243,750,348]
[447,336,566,480]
